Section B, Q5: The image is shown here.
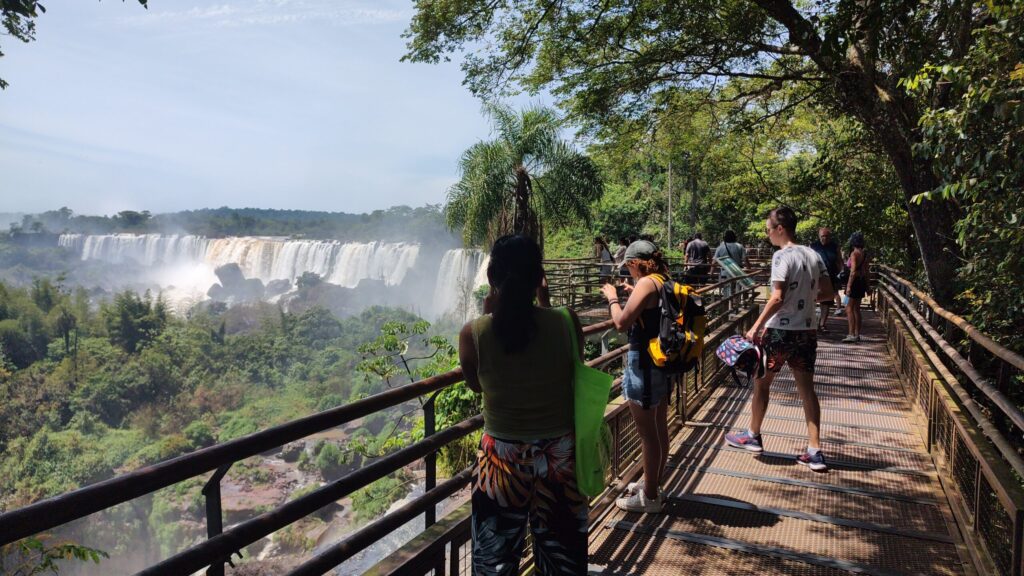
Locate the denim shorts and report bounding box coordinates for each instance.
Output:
[622,350,670,408]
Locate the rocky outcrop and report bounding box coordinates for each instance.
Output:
[208,263,265,303]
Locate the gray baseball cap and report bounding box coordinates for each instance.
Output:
[623,240,658,262]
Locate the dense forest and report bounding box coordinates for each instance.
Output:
[2,205,453,244]
[0,269,473,566]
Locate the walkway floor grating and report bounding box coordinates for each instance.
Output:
[588,309,972,575]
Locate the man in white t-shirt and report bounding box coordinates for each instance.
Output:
[725,206,835,471]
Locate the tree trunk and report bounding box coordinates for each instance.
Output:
[886,145,961,305]
[512,166,541,246]
[833,71,962,305]
[513,167,530,237]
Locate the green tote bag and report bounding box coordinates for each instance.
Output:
[559,307,614,498]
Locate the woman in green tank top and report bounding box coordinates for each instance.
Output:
[458,235,588,575]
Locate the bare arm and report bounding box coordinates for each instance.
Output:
[458,321,481,393]
[746,281,786,342]
[817,271,835,303]
[602,276,659,332]
[847,250,863,292]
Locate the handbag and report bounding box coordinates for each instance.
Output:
[715,335,765,387]
[558,307,614,498]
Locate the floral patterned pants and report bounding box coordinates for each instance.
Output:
[471,433,589,575]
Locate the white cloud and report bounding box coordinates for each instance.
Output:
[118,1,409,29]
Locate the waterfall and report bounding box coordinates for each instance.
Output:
[57,234,494,320]
[431,249,488,321]
[58,234,421,288]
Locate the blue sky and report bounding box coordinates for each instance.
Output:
[0,0,544,216]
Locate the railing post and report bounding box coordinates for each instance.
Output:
[612,415,622,478]
[202,463,234,576]
[424,392,438,529]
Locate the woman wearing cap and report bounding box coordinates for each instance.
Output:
[600,239,670,513]
[843,232,870,343]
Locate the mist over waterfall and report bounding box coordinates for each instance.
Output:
[431,249,490,322]
[58,234,486,320]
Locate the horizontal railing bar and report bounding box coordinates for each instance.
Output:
[287,468,475,576]
[137,416,485,576]
[879,284,1024,508]
[880,276,1024,434]
[876,284,1024,477]
[0,312,623,546]
[880,267,1024,371]
[0,368,464,546]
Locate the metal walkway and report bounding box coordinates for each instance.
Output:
[589,310,974,575]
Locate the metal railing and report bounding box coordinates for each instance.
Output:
[0,272,762,576]
[363,275,762,576]
[876,267,1024,576]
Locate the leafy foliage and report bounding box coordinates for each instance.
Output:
[445,103,603,250]
[0,535,108,576]
[903,0,1024,348]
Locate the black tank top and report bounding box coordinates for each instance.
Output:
[628,276,663,351]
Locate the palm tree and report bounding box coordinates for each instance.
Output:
[445,103,603,252]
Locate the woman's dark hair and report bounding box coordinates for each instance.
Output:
[487,235,544,354]
[594,236,607,246]
[723,229,737,243]
[849,231,866,249]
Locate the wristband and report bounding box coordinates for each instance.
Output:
[607,299,620,308]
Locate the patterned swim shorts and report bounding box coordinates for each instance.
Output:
[763,328,818,374]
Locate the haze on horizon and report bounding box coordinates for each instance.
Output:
[0,1,544,217]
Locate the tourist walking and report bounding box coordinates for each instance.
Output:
[613,236,628,267]
[712,230,746,296]
[601,240,671,513]
[594,236,614,282]
[843,232,870,343]
[810,227,842,332]
[685,232,711,283]
[459,235,588,575]
[725,207,834,471]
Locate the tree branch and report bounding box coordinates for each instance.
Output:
[749,0,831,70]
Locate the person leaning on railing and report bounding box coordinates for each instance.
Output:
[458,235,588,576]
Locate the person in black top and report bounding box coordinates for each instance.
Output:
[685,232,711,283]
[602,240,671,513]
[809,227,842,332]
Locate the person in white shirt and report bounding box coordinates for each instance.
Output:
[725,206,835,471]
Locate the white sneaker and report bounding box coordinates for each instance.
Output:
[616,489,663,513]
[842,334,858,343]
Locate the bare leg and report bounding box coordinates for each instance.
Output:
[792,368,822,449]
[656,402,670,484]
[851,298,862,336]
[749,370,777,435]
[628,402,663,499]
[846,299,856,335]
[818,303,831,329]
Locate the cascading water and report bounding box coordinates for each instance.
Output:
[431,249,489,321]
[59,234,490,320]
[60,234,420,288]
